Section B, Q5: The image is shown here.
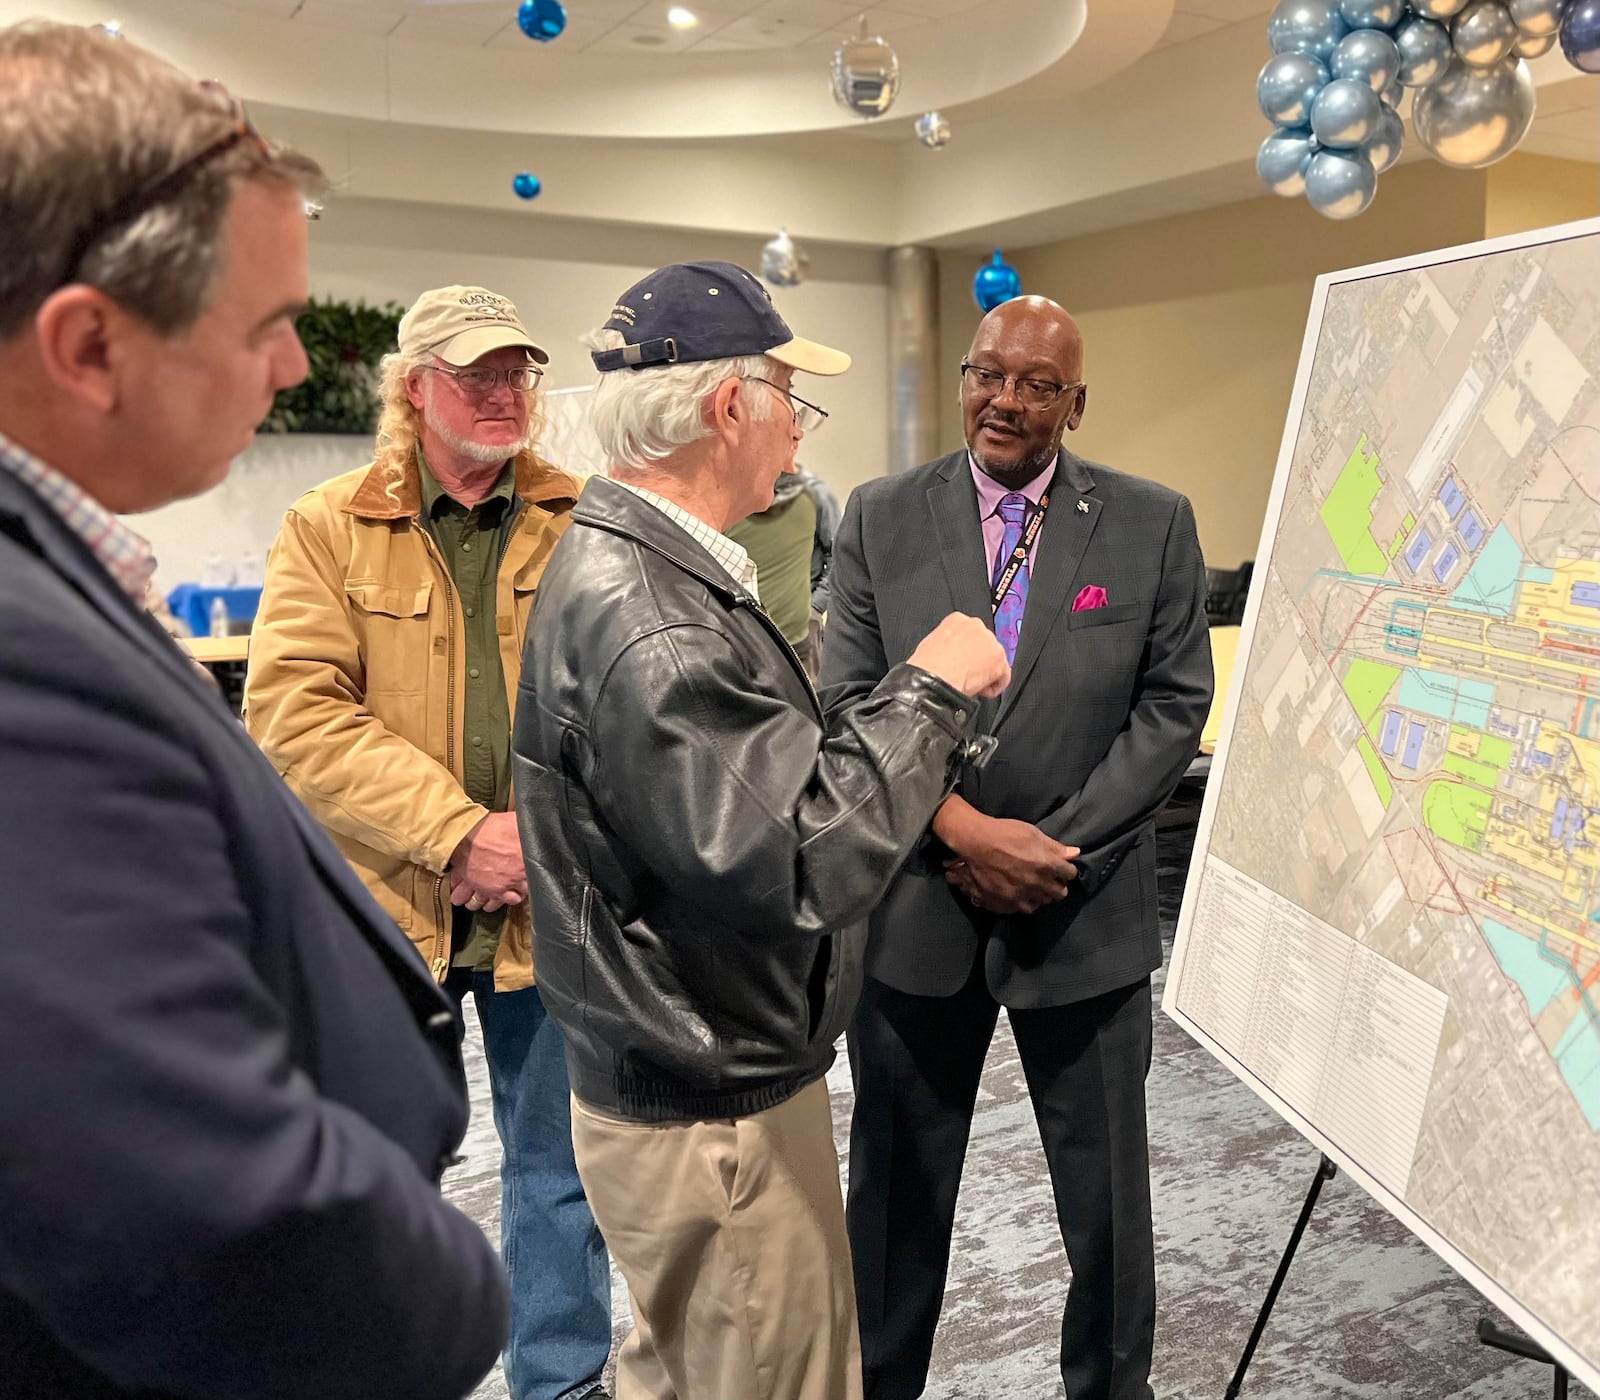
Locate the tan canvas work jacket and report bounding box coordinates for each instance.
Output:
[244,450,580,991]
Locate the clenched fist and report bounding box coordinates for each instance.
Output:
[906,613,1011,698]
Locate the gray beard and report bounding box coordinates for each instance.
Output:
[431,428,527,464]
[970,439,1060,483]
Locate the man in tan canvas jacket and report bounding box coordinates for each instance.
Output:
[245,286,612,1400]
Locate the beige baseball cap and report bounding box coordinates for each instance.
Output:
[397,285,549,366]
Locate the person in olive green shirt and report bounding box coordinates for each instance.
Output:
[727,467,838,674]
[245,286,611,1400]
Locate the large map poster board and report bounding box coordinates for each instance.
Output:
[1164,218,1600,1389]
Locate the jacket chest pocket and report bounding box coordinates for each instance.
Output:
[345,579,436,701]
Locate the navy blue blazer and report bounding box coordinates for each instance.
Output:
[0,468,508,1400]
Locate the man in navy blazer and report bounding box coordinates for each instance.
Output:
[821,297,1213,1399]
[0,23,507,1400]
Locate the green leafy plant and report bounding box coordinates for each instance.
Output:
[261,297,404,434]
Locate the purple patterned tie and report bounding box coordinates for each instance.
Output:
[992,491,1031,665]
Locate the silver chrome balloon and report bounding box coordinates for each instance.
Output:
[1395,14,1454,83]
[1413,54,1535,166]
[1310,75,1383,145]
[1412,0,1467,16]
[1305,148,1377,217]
[1506,0,1563,37]
[1452,0,1519,66]
[830,19,900,119]
[1512,27,1556,55]
[1258,52,1332,125]
[760,228,807,288]
[1257,126,1320,194]
[914,110,952,149]
[1362,101,1405,170]
[1332,27,1402,90]
[1339,0,1404,27]
[1269,0,1350,59]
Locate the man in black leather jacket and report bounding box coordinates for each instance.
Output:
[512,261,1010,1400]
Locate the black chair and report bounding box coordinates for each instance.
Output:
[1205,561,1253,627]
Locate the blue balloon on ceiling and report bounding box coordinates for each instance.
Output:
[973,249,1021,312]
[1560,0,1600,73]
[512,171,542,200]
[517,0,567,41]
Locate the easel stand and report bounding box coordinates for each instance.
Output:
[1477,1318,1570,1399]
[1224,1154,1337,1398]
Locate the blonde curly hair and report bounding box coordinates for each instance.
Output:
[371,346,548,476]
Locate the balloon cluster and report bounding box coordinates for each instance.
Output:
[1256,0,1592,219]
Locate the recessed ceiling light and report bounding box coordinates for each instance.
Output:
[667,6,699,28]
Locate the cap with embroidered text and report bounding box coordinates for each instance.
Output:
[592,261,850,376]
[398,285,548,367]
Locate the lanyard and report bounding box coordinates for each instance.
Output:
[989,488,1050,614]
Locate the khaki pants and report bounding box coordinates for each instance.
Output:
[570,1078,863,1400]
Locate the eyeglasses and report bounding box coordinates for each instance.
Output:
[422,363,544,395]
[741,377,828,432]
[56,80,272,290]
[959,363,1085,414]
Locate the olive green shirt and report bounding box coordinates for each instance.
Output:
[728,488,817,648]
[416,448,517,972]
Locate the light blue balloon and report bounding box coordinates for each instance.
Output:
[1310,76,1383,146]
[1269,0,1351,60]
[1305,148,1377,217]
[1339,0,1404,26]
[1257,126,1320,195]
[1361,101,1405,170]
[1332,28,1402,90]
[1396,14,1453,84]
[1257,52,1331,125]
[1380,73,1405,106]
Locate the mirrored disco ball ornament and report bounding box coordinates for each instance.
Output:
[1257,125,1320,195]
[915,111,952,149]
[1452,0,1519,67]
[1561,0,1600,72]
[512,171,542,199]
[973,249,1021,313]
[760,229,808,288]
[1413,54,1535,164]
[517,0,567,41]
[831,18,901,118]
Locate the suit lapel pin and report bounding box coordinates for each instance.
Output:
[1076,499,1089,513]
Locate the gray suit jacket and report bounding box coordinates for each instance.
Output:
[819,447,1213,1009]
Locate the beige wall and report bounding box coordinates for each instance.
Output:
[939,161,1509,567]
[1484,153,1600,240]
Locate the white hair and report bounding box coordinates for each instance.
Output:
[584,328,774,470]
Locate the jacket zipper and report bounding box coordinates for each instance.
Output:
[417,526,460,982]
[733,596,823,719]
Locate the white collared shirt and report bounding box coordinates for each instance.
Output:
[611,479,761,603]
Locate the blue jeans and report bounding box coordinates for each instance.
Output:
[446,969,611,1400]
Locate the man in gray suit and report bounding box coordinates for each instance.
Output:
[820,296,1213,1400]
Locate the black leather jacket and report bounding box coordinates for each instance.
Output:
[513,477,981,1121]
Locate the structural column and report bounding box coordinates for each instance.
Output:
[886,245,940,476]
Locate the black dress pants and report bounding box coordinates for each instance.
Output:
[845,960,1156,1400]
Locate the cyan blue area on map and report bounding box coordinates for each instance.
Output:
[1383,601,1425,656]
[1404,529,1433,572]
[1450,524,1524,615]
[1402,720,1426,769]
[1459,510,1486,552]
[1380,711,1402,758]
[1433,542,1461,583]
[1439,477,1466,519]
[1398,670,1492,729]
[1573,582,1600,610]
[1481,920,1573,1019]
[1558,1022,1600,1132]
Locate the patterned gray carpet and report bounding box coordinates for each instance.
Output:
[450,815,1591,1399]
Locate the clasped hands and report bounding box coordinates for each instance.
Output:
[933,794,1079,917]
[447,811,526,914]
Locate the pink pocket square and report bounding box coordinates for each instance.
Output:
[1072,585,1109,612]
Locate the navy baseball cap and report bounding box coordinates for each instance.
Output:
[591,260,851,377]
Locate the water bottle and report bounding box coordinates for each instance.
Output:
[209,596,230,639]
